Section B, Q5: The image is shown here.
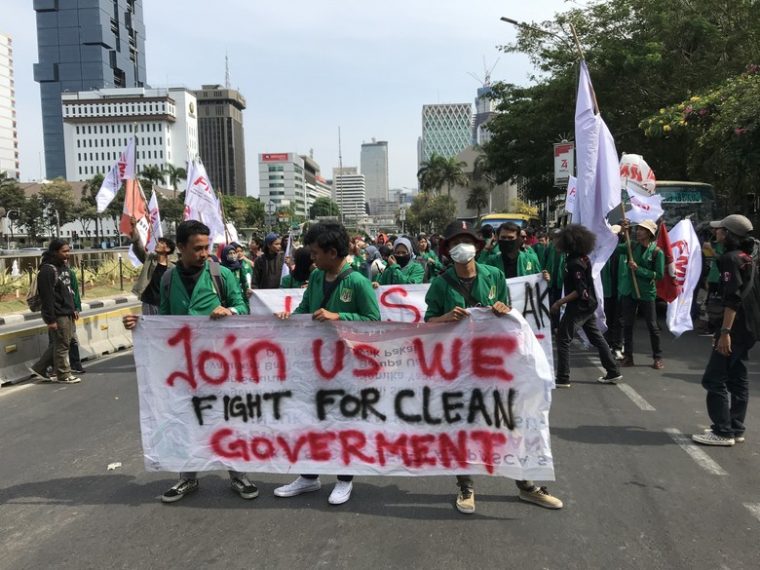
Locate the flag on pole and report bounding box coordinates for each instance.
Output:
[183,160,226,243]
[119,179,149,242]
[117,137,136,181]
[281,231,293,280]
[666,220,702,337]
[145,190,163,253]
[565,175,578,221]
[624,189,664,224]
[574,61,622,330]
[96,162,121,213]
[619,153,656,197]
[656,221,680,303]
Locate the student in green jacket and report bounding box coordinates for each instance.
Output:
[417,234,444,281]
[544,231,566,330]
[233,242,255,295]
[280,247,314,288]
[374,236,424,287]
[424,220,563,516]
[618,219,666,369]
[221,244,253,305]
[123,220,256,505]
[274,222,381,505]
[479,222,545,279]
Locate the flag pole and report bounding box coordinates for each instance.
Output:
[620,181,642,298]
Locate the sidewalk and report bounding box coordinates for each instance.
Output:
[0,293,138,326]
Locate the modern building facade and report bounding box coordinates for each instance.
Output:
[0,33,19,179]
[34,0,147,179]
[332,167,367,222]
[418,103,472,166]
[194,84,247,196]
[258,153,331,219]
[62,87,198,184]
[360,139,388,201]
[473,85,496,146]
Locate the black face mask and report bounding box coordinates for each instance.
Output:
[499,239,520,255]
[395,254,411,268]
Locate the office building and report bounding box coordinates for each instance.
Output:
[194,84,247,196]
[473,85,496,146]
[62,87,198,183]
[418,103,472,166]
[0,33,19,179]
[360,139,388,201]
[332,167,366,222]
[34,0,147,178]
[259,153,331,219]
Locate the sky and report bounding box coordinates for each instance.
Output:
[5,0,570,196]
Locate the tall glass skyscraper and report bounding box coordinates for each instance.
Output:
[34,0,147,179]
[360,139,389,201]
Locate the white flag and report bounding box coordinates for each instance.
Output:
[183,161,226,243]
[574,61,622,331]
[666,220,703,337]
[565,175,578,221]
[117,138,136,181]
[96,162,121,213]
[281,231,293,280]
[624,188,664,224]
[146,190,163,253]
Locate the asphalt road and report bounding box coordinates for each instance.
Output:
[0,324,758,570]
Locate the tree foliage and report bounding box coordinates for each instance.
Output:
[309,196,341,219]
[404,193,457,235]
[417,154,469,197]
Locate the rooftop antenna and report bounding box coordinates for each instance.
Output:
[225,52,231,88]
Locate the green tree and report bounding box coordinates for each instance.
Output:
[439,156,469,198]
[309,196,341,218]
[164,163,187,193]
[0,173,26,241]
[157,193,184,233]
[37,178,77,237]
[466,186,491,219]
[405,193,457,235]
[417,153,446,193]
[140,165,165,187]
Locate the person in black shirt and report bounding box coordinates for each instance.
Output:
[692,214,755,447]
[129,217,176,315]
[550,224,622,388]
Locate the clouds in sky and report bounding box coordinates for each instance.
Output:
[6,0,566,194]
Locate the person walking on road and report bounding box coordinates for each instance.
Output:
[618,219,665,369]
[424,220,563,515]
[30,239,81,384]
[274,222,381,505]
[551,224,622,388]
[123,220,258,504]
[692,214,756,447]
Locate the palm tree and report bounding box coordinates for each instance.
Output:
[164,163,187,193]
[466,186,491,218]
[439,156,469,198]
[140,165,165,187]
[417,153,446,193]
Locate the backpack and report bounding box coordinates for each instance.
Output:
[26,264,58,312]
[739,239,760,339]
[160,260,228,310]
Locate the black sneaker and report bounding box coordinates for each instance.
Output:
[597,372,622,384]
[161,478,199,503]
[230,476,259,500]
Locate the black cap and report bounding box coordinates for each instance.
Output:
[440,220,485,253]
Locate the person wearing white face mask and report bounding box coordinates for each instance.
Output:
[424,220,564,514]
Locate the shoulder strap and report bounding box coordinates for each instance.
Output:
[208,260,228,307]
[441,271,482,308]
[320,267,355,309]
[161,266,175,304]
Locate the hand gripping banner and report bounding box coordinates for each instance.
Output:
[134,310,555,480]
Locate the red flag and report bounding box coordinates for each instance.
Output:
[656,221,681,302]
[119,180,149,238]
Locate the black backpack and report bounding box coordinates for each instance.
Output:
[740,239,760,340]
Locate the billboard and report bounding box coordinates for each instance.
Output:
[553,142,574,186]
[261,153,289,162]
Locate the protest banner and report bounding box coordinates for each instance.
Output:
[133,310,555,480]
[248,274,554,375]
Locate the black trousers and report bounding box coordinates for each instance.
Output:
[604,296,623,351]
[303,474,353,482]
[556,307,620,383]
[621,295,662,359]
[701,337,753,437]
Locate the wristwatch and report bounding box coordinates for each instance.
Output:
[720,327,731,335]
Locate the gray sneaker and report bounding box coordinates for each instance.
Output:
[703,428,744,443]
[692,431,735,446]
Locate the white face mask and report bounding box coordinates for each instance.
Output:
[449,243,477,264]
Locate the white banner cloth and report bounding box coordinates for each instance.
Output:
[666,220,703,337]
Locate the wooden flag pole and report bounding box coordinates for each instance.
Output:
[621,180,642,298]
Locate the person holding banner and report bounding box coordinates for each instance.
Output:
[128,217,176,315]
[274,222,381,505]
[123,220,257,503]
[551,225,622,388]
[280,247,314,288]
[374,237,424,288]
[424,220,563,514]
[618,219,665,369]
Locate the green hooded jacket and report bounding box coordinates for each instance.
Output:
[294,263,380,321]
[424,263,508,320]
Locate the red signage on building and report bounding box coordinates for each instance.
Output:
[261,153,289,162]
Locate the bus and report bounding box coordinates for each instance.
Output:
[476,213,542,232]
[654,181,716,228]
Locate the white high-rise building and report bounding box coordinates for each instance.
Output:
[259,152,331,219]
[333,167,367,222]
[0,33,19,179]
[360,139,388,201]
[62,87,198,183]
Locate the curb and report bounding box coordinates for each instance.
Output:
[0,294,138,326]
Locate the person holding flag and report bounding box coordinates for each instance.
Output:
[618,219,666,369]
[128,216,176,315]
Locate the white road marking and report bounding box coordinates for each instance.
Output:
[0,383,34,399]
[617,383,656,411]
[744,503,760,522]
[665,428,728,476]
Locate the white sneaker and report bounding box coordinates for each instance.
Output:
[328,480,353,505]
[613,349,624,361]
[703,428,745,443]
[597,372,622,384]
[274,476,321,497]
[692,431,735,446]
